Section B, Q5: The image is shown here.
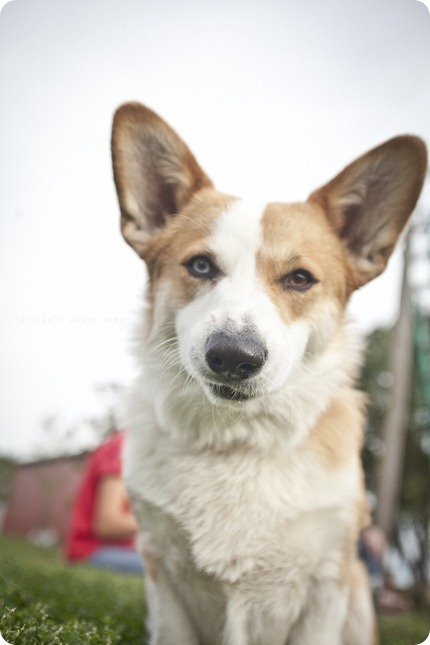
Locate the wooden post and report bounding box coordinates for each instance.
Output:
[376,237,413,538]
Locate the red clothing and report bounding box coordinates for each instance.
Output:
[66,431,135,561]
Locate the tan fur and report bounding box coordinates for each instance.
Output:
[258,202,354,323]
[112,103,213,256]
[140,190,236,336]
[344,559,380,645]
[141,546,159,582]
[111,102,427,645]
[309,136,427,286]
[305,387,371,594]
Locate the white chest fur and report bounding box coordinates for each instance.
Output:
[124,409,361,586]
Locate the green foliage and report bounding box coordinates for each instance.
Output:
[0,536,145,644]
[360,324,430,508]
[360,324,430,606]
[359,327,393,490]
[378,613,430,645]
[0,536,428,644]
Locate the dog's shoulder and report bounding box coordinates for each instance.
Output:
[305,386,367,469]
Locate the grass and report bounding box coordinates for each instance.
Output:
[378,613,429,645]
[0,536,145,644]
[0,535,429,644]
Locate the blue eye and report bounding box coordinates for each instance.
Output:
[185,255,219,279]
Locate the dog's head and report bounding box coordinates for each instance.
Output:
[112,103,426,406]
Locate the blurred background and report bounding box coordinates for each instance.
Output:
[0,0,429,613]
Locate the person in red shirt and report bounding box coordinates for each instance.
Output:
[65,430,144,574]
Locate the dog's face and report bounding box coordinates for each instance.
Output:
[146,196,351,404]
[111,103,427,405]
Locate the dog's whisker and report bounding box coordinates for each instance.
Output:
[169,365,190,389]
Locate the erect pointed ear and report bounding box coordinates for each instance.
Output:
[111,102,213,257]
[308,136,427,287]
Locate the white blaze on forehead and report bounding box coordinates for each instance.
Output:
[202,198,281,334]
[175,196,313,402]
[209,198,266,277]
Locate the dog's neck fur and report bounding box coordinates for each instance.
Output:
[129,311,363,453]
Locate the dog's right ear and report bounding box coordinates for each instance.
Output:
[308,135,427,287]
[111,103,213,257]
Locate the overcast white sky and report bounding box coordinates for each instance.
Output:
[0,0,429,460]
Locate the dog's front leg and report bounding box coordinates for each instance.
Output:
[222,593,292,645]
[222,594,250,645]
[288,580,349,645]
[145,569,199,645]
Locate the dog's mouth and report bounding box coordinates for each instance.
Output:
[208,382,253,402]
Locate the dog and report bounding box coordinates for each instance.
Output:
[111,102,427,645]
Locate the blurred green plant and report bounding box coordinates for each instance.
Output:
[360,321,430,607]
[0,536,145,644]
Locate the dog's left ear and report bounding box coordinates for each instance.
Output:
[308,136,427,287]
[111,102,213,257]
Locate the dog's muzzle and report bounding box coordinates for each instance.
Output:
[204,330,267,401]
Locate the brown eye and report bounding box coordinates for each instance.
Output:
[281,269,316,291]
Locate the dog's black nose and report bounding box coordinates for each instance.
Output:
[205,331,267,380]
